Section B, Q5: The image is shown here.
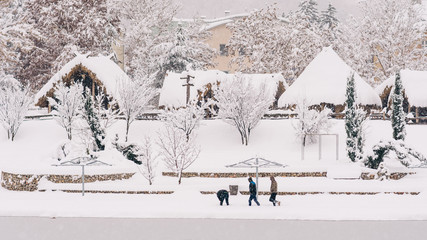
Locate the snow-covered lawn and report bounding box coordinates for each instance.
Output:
[1,118,427,220]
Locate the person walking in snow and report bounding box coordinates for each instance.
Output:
[248,177,260,206]
[269,176,280,206]
[216,189,229,206]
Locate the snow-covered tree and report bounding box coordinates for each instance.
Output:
[0,74,32,141]
[320,3,339,45]
[21,0,120,89]
[345,73,367,162]
[80,88,105,152]
[48,81,84,140]
[160,100,205,142]
[296,0,320,25]
[157,125,200,184]
[293,98,331,146]
[116,74,156,142]
[0,0,42,84]
[215,74,273,145]
[137,136,158,185]
[338,0,426,84]
[391,72,406,141]
[108,0,178,81]
[227,5,322,83]
[153,20,216,87]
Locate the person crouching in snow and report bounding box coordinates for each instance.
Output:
[248,177,260,206]
[269,176,280,206]
[376,162,390,181]
[217,189,229,206]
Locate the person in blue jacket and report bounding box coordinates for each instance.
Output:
[248,177,260,206]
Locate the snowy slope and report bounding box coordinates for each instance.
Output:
[278,47,381,107]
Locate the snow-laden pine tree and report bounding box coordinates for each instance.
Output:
[21,0,120,89]
[116,73,156,142]
[80,88,105,152]
[320,3,339,46]
[48,81,84,140]
[153,21,216,87]
[160,100,205,142]
[0,73,32,141]
[345,73,367,162]
[293,98,331,146]
[215,74,273,145]
[338,0,426,84]
[157,125,200,184]
[296,0,320,26]
[391,72,406,141]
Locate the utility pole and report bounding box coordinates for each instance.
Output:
[181,73,195,105]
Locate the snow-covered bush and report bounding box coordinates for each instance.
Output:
[345,73,368,162]
[160,100,205,142]
[293,99,331,146]
[215,74,273,145]
[0,74,32,141]
[157,125,200,184]
[391,72,406,141]
[364,140,426,169]
[48,81,84,140]
[112,135,143,165]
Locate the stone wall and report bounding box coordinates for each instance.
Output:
[163,172,328,178]
[202,191,419,196]
[1,171,135,192]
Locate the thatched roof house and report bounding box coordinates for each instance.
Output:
[376,70,427,119]
[278,47,381,113]
[159,70,288,108]
[35,53,129,108]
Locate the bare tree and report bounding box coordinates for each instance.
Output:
[48,81,84,140]
[0,74,32,141]
[215,74,273,145]
[160,100,205,142]
[136,136,158,185]
[116,74,156,142]
[157,125,200,184]
[293,98,331,146]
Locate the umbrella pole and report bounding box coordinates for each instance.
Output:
[256,157,259,198]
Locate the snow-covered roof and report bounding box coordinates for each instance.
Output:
[35,53,128,104]
[278,47,381,107]
[376,70,427,107]
[159,70,287,108]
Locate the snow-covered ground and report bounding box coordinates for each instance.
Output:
[1,118,427,220]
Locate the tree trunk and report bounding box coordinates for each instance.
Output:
[125,118,130,142]
[178,170,182,185]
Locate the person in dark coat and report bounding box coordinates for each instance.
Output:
[269,176,280,206]
[217,189,229,206]
[248,177,260,206]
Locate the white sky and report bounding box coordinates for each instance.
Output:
[173,0,362,20]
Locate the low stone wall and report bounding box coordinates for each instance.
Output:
[1,172,43,192]
[165,171,413,180]
[48,190,174,194]
[163,172,328,178]
[234,191,419,196]
[1,171,135,192]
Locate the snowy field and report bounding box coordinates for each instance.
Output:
[1,118,427,220]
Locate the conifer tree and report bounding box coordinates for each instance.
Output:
[391,72,406,141]
[345,73,367,162]
[297,0,320,25]
[320,3,339,44]
[81,89,105,152]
